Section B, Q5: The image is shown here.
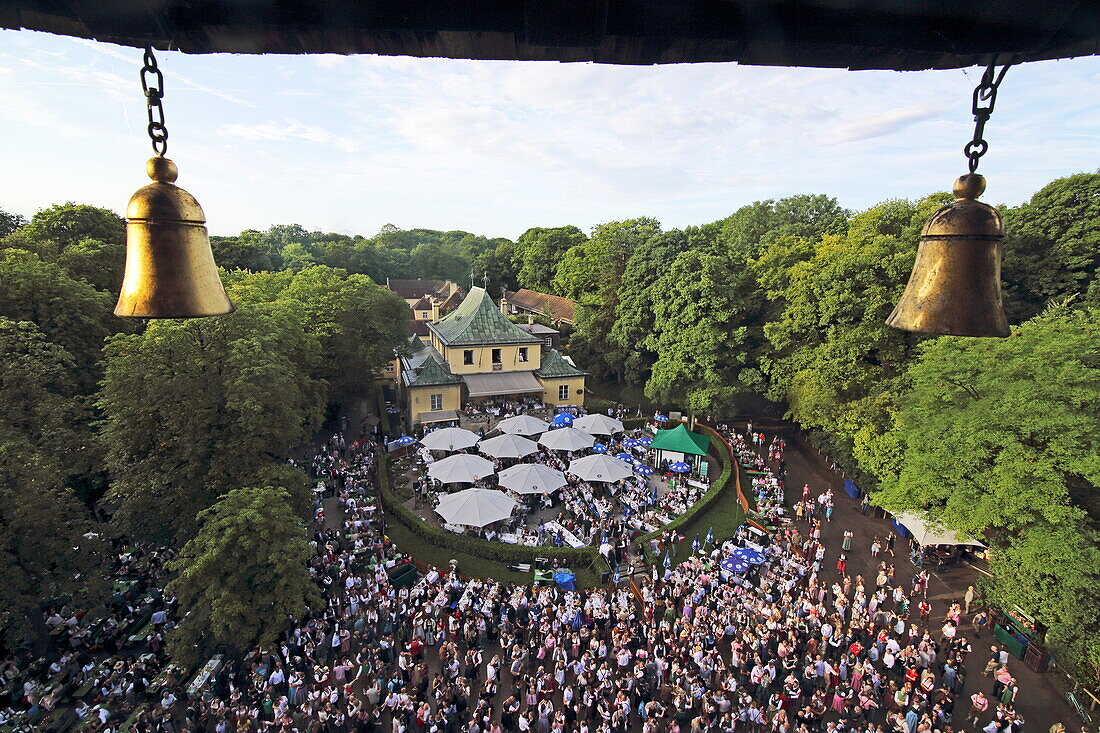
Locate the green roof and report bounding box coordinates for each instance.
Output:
[428,287,542,347]
[401,337,464,388]
[649,423,711,456]
[535,349,587,379]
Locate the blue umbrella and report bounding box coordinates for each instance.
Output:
[669,461,691,473]
[662,551,671,568]
[692,534,701,552]
[653,413,668,421]
[393,435,416,446]
[733,547,766,565]
[614,452,636,464]
[622,438,641,448]
[637,436,653,446]
[634,465,655,476]
[590,443,608,453]
[552,413,574,426]
[705,527,715,545]
[612,566,621,585]
[720,556,752,574]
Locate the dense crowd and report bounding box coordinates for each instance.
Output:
[0,421,1050,733]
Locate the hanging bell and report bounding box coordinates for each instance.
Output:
[886,173,1008,337]
[115,156,234,318]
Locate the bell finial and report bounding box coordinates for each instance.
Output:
[147,155,178,183]
[953,173,985,200]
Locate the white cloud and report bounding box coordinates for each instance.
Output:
[216,118,361,153]
[819,103,943,146]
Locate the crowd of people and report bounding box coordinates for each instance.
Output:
[0,418,1067,733]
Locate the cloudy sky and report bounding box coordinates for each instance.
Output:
[1,29,1099,240]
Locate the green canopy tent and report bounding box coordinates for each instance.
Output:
[648,423,711,472]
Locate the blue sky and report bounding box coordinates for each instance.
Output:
[1,29,1099,240]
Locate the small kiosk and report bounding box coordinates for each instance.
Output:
[649,423,711,474]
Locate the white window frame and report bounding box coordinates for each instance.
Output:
[558,384,569,401]
[518,347,528,362]
[430,393,443,411]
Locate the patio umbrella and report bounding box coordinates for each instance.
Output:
[539,427,595,452]
[477,433,539,459]
[392,435,416,447]
[434,488,516,527]
[653,413,669,422]
[551,412,574,427]
[663,551,671,568]
[669,461,692,473]
[567,454,634,483]
[692,535,701,552]
[705,527,715,545]
[637,436,653,446]
[634,465,655,476]
[621,438,641,448]
[720,556,752,574]
[590,443,608,454]
[420,427,480,452]
[733,547,767,564]
[498,463,567,495]
[496,414,550,436]
[427,453,495,484]
[613,452,636,464]
[572,413,624,435]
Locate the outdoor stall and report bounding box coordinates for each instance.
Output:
[893,512,986,568]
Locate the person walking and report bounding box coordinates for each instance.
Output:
[964,585,976,614]
[871,538,881,558]
[968,691,989,727]
[842,530,853,552]
[885,533,896,557]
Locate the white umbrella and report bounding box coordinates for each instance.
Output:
[538,427,596,452]
[895,513,987,548]
[435,488,517,527]
[498,463,568,495]
[572,413,624,435]
[567,454,634,483]
[496,414,550,436]
[427,453,496,484]
[420,427,480,452]
[478,433,539,459]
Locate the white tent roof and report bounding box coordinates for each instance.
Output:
[420,427,480,452]
[567,453,634,483]
[895,513,987,548]
[478,433,539,459]
[497,463,567,495]
[496,414,550,436]
[427,453,495,484]
[538,427,595,452]
[572,414,624,435]
[435,488,516,527]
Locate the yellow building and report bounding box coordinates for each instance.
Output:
[399,287,586,424]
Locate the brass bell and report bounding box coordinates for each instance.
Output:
[886,173,1008,337]
[115,156,234,318]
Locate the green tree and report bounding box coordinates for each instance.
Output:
[716,194,848,256]
[211,230,283,272]
[0,318,106,645]
[0,248,115,389]
[98,305,325,543]
[645,248,763,415]
[0,207,26,238]
[516,226,587,293]
[762,196,946,477]
[1002,172,1100,321]
[56,237,126,294]
[166,484,319,664]
[18,202,125,259]
[865,305,1100,675]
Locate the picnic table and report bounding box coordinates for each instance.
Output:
[186,654,224,698]
[543,521,586,548]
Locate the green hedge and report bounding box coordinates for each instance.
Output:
[377,455,603,570]
[631,425,737,551]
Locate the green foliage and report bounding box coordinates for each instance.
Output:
[56,237,126,294]
[166,485,320,665]
[97,305,326,543]
[516,226,587,293]
[716,194,848,256]
[865,305,1100,675]
[645,248,764,415]
[19,202,125,256]
[0,207,26,238]
[0,318,106,644]
[0,247,115,389]
[1002,172,1100,321]
[211,230,283,272]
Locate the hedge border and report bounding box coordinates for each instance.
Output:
[630,421,741,550]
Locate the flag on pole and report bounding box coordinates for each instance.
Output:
[663,551,671,568]
[692,534,701,552]
[706,527,715,545]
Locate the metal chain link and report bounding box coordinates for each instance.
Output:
[965,63,1011,173]
[141,46,168,156]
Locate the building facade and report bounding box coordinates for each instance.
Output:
[398,287,586,424]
